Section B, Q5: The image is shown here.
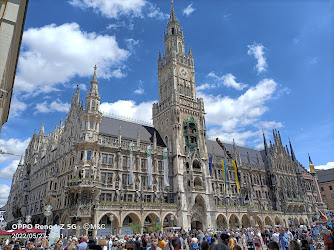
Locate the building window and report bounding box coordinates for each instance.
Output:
[323,195,327,200]
[122,174,127,186]
[123,157,127,167]
[146,195,152,203]
[80,151,84,161]
[141,159,146,169]
[330,186,333,191]
[321,187,324,192]
[108,155,113,165]
[106,193,112,202]
[87,151,91,161]
[90,121,94,130]
[158,161,163,171]
[102,154,107,164]
[107,173,112,184]
[127,194,132,202]
[85,170,89,178]
[142,176,147,187]
[101,173,106,184]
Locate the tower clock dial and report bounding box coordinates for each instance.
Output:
[179,67,189,78]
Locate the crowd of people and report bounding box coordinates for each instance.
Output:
[0,226,333,250]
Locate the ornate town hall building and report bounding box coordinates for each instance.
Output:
[6,2,324,236]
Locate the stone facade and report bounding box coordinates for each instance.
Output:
[317,169,334,210]
[6,2,323,236]
[0,0,29,133]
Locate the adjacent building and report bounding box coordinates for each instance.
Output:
[0,0,29,133]
[6,2,324,236]
[317,169,334,210]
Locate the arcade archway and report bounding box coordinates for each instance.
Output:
[229,214,240,229]
[217,214,227,230]
[190,195,206,230]
[242,215,251,228]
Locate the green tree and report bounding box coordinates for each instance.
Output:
[150,222,162,233]
[129,222,142,233]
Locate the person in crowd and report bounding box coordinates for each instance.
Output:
[267,241,279,250]
[98,238,108,250]
[172,238,182,250]
[272,230,279,244]
[233,246,241,250]
[201,241,209,250]
[164,234,174,250]
[253,231,262,250]
[279,229,289,250]
[77,236,88,250]
[289,240,300,250]
[228,234,235,250]
[189,238,200,250]
[148,240,162,250]
[159,236,167,250]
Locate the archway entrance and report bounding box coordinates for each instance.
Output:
[242,215,250,228]
[217,214,227,230]
[191,220,203,231]
[99,213,119,235]
[229,214,240,229]
[190,195,206,230]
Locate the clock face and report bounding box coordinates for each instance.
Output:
[179,67,189,78]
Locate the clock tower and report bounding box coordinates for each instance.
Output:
[152,1,214,231]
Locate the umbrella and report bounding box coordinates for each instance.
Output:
[0,229,11,235]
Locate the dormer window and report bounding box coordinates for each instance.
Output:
[172,28,175,34]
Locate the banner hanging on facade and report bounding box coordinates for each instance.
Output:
[129,142,134,185]
[163,148,169,187]
[232,160,240,190]
[221,158,227,192]
[147,145,152,187]
[209,156,213,176]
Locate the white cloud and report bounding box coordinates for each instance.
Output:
[0,159,20,180]
[126,38,140,52]
[257,121,283,129]
[247,43,267,73]
[134,88,144,94]
[107,21,126,30]
[208,72,248,90]
[197,83,215,91]
[100,100,155,124]
[308,57,318,65]
[0,138,30,162]
[111,69,126,79]
[315,162,334,170]
[0,184,10,207]
[15,23,129,95]
[183,3,195,16]
[35,99,70,113]
[69,0,146,19]
[147,3,169,20]
[199,78,278,145]
[72,83,87,92]
[9,95,27,118]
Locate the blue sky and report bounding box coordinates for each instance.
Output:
[0,0,333,206]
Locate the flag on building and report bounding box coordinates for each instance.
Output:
[309,154,315,173]
[209,156,213,176]
[232,160,240,190]
[319,210,328,221]
[147,145,152,186]
[221,159,227,192]
[129,142,134,185]
[163,148,169,188]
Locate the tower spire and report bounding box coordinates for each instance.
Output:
[170,0,176,22]
[263,130,269,155]
[92,65,97,82]
[289,138,296,161]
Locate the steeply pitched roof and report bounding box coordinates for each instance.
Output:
[99,116,166,147]
[316,168,334,183]
[206,139,265,166]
